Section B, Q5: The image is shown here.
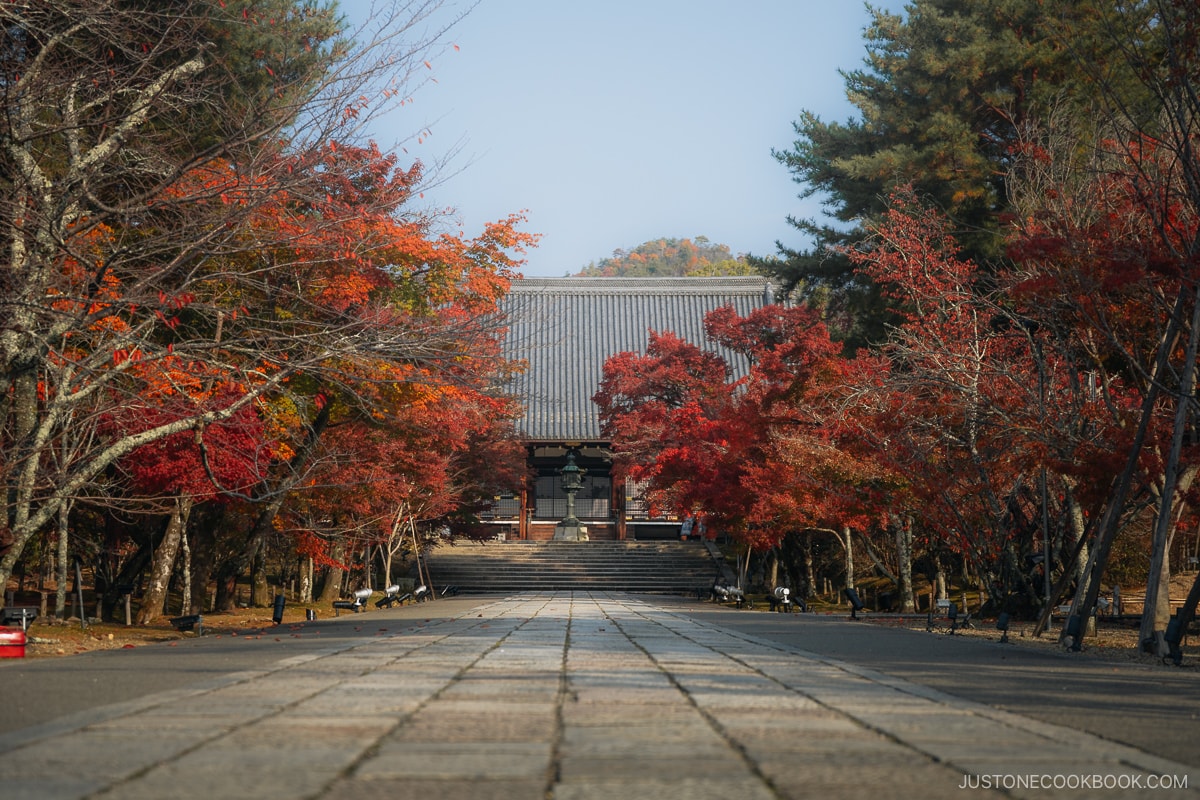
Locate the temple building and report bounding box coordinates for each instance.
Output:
[482,276,776,541]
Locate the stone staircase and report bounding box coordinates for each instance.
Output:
[423,540,724,594]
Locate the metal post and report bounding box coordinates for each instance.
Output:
[73,557,87,630]
[1042,468,1052,613]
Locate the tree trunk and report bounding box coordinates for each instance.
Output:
[101,539,152,622]
[1033,517,1098,637]
[227,400,332,608]
[1064,487,1088,587]
[802,532,815,599]
[214,568,238,612]
[1167,569,1200,664]
[135,495,194,625]
[55,501,71,619]
[383,510,412,587]
[1142,547,1173,654]
[381,542,394,588]
[250,548,272,607]
[738,545,751,590]
[838,525,855,591]
[298,556,313,604]
[1064,286,1185,648]
[855,530,897,583]
[188,526,215,615]
[1141,467,1198,654]
[318,565,344,603]
[179,530,192,616]
[317,542,346,602]
[891,516,916,612]
[0,371,42,589]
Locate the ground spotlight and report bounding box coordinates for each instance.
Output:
[844,587,865,620]
[996,612,1010,644]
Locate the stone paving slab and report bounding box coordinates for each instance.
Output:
[326,777,548,800]
[358,741,553,780]
[0,592,1195,800]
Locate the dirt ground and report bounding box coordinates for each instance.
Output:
[838,570,1200,671]
[860,610,1200,671]
[7,605,319,659]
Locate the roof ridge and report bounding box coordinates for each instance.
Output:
[510,276,773,294]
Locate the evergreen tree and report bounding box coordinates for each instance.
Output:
[757,0,1151,349]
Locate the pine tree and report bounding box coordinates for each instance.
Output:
[757,0,1152,349]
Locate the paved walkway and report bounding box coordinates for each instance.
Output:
[2,593,1196,799]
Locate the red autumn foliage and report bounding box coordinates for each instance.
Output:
[596,305,858,551]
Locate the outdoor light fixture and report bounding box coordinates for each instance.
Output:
[1164,616,1184,666]
[771,586,794,613]
[996,612,1010,644]
[559,450,584,525]
[375,585,403,608]
[554,448,588,540]
[333,587,375,616]
[1064,614,1082,651]
[844,587,865,620]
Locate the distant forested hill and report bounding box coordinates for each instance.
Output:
[576,237,756,277]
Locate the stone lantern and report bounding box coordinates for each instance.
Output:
[553,449,588,541]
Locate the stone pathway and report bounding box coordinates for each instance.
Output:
[3,593,1195,799]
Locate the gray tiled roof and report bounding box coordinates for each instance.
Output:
[501,277,776,441]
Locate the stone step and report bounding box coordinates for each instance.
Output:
[425,540,721,593]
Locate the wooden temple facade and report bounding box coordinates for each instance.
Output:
[481,276,775,542]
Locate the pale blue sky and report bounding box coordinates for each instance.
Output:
[348,1,907,276]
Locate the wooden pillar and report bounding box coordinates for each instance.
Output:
[519,482,529,540]
[518,445,534,540]
[614,475,627,540]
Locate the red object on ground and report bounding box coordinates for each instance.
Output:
[0,625,27,658]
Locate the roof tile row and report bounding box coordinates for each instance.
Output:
[501,277,775,441]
